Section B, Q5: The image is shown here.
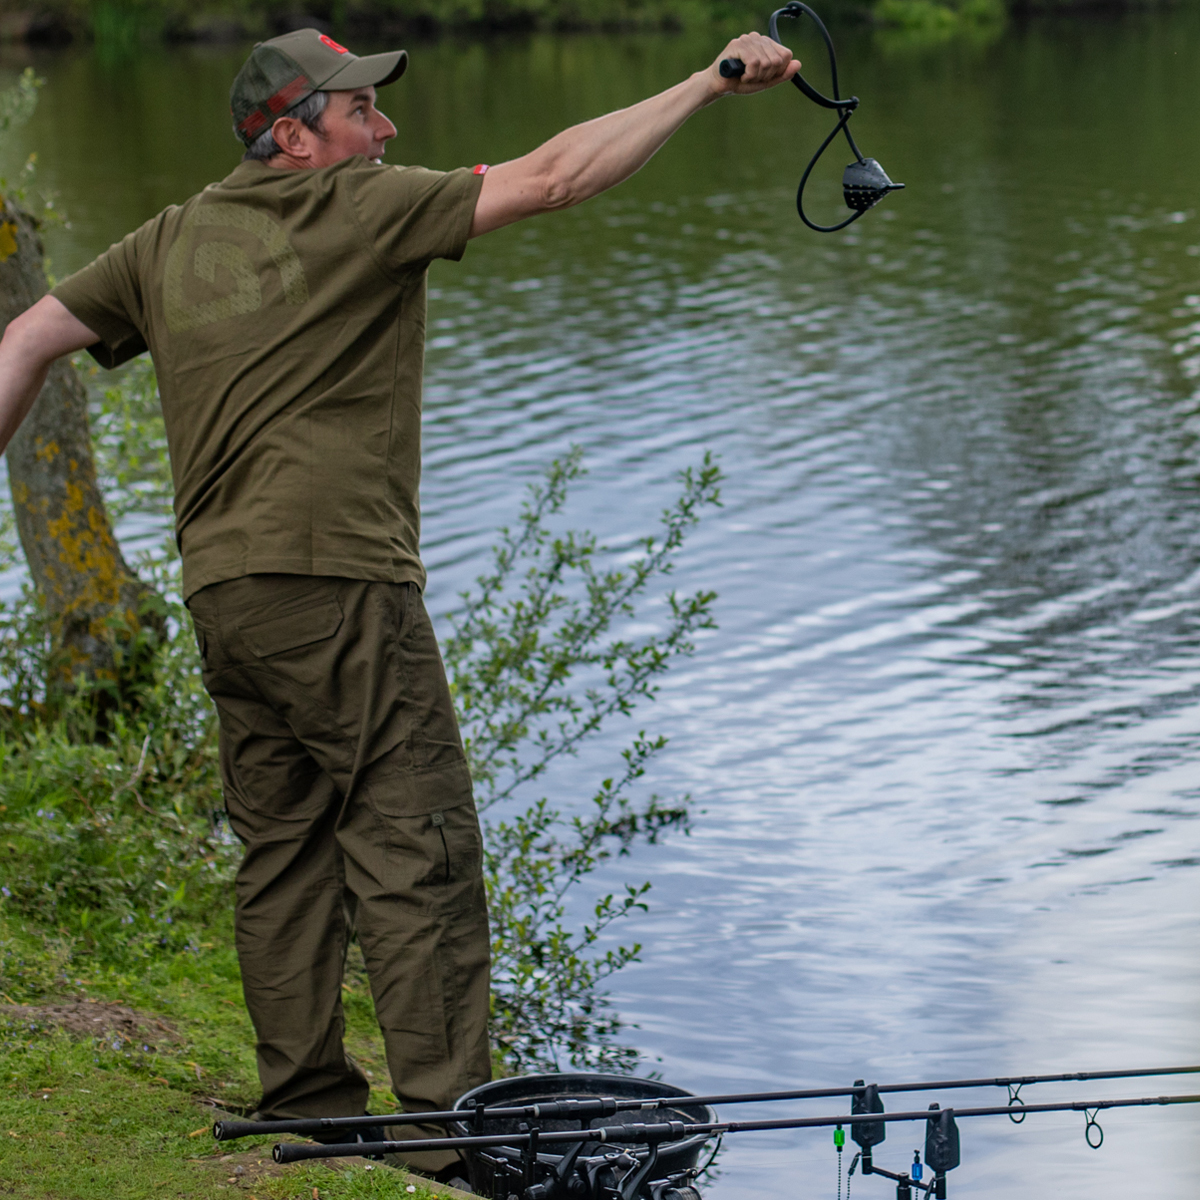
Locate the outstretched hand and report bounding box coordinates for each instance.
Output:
[708,32,800,95]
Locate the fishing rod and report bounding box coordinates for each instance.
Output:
[270,1092,1200,1200]
[719,2,905,232]
[211,1062,1200,1141]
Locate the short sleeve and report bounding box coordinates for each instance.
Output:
[50,225,151,369]
[347,162,485,278]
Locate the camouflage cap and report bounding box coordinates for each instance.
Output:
[230,29,408,146]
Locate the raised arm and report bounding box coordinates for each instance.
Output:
[469,32,799,237]
[0,296,99,455]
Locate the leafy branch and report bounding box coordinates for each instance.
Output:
[445,448,721,810]
[0,68,40,136]
[0,69,66,227]
[446,449,722,1071]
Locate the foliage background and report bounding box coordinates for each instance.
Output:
[0,0,1023,52]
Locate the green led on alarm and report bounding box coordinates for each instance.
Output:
[834,1126,845,1149]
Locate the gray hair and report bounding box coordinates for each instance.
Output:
[241,89,329,162]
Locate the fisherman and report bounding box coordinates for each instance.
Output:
[0,28,799,1179]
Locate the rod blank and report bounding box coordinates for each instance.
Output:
[682,1063,1200,1110]
[271,1092,1200,1164]
[217,1063,1200,1142]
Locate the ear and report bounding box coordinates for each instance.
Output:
[270,115,314,160]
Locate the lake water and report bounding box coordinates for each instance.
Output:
[3,12,1200,1198]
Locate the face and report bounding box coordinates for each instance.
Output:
[274,86,397,168]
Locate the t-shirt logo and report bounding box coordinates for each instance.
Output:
[164,202,309,334]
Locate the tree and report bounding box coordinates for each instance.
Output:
[0,70,162,705]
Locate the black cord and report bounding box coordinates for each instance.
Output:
[794,107,861,233]
[768,2,868,232]
[719,2,901,232]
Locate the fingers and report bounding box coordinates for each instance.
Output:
[712,32,800,94]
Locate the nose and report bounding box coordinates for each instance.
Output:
[375,109,397,143]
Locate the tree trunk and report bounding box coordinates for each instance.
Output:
[0,193,163,698]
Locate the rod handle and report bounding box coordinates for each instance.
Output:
[214,1120,268,1141]
[719,58,746,78]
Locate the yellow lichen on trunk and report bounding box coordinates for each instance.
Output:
[0,194,163,697]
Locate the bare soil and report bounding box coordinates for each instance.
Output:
[0,999,185,1048]
[191,1147,477,1196]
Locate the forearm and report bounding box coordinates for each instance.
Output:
[0,334,53,456]
[0,296,100,456]
[523,71,719,211]
[470,33,799,236]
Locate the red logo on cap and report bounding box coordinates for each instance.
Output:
[319,34,349,53]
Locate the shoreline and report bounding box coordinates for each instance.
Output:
[0,0,1181,50]
[1,1,779,47]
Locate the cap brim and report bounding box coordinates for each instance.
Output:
[319,49,408,91]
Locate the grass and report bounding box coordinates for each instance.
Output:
[0,908,478,1198]
[0,1051,462,1198]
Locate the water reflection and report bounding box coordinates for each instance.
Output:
[3,14,1200,1197]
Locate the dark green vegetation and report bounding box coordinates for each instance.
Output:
[2,0,1012,53]
[0,409,722,1056]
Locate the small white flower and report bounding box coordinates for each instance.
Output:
[406,1187,417,1194]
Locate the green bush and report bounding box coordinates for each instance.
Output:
[0,556,233,978]
[446,447,720,1069]
[873,0,1003,37]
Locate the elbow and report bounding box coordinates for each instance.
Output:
[0,317,29,365]
[0,308,59,384]
[538,168,582,213]
[0,313,43,368]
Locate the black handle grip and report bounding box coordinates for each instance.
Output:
[719,58,746,78]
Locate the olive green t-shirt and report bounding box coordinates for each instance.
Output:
[51,156,484,600]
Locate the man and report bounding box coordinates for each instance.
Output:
[0,27,799,1176]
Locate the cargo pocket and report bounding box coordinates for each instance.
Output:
[367,795,483,895]
[189,618,209,662]
[368,759,475,818]
[434,803,483,887]
[416,803,483,889]
[240,599,344,658]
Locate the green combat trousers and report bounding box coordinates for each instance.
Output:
[187,575,491,1171]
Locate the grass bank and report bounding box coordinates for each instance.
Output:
[0,554,496,1195]
[0,915,472,1197]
